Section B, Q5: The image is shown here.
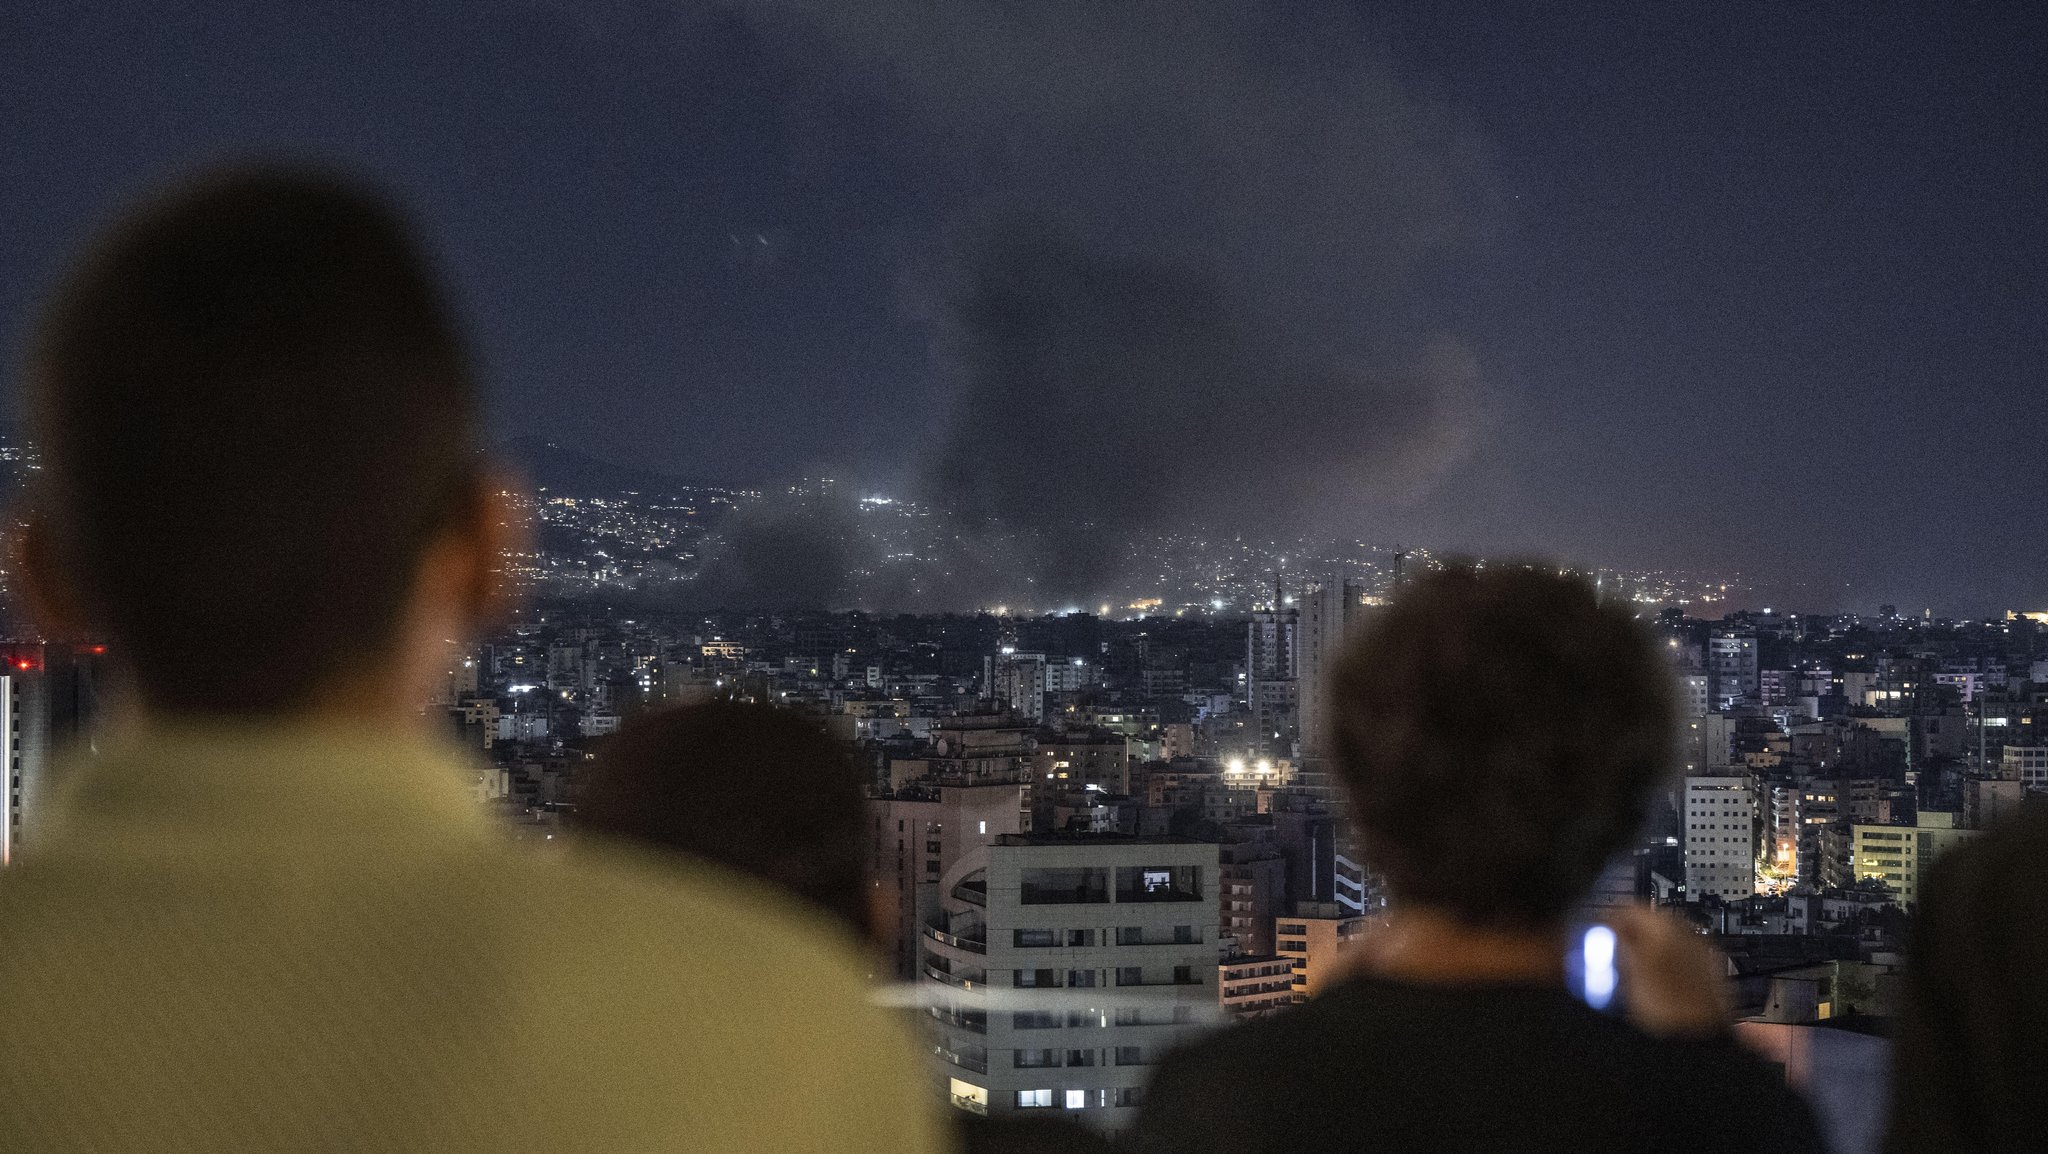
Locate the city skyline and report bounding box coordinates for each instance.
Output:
[3,3,2043,613]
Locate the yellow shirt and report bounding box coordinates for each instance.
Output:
[0,723,950,1153]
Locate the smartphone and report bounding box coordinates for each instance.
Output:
[1564,922,1621,1012]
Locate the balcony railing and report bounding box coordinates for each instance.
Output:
[927,1005,988,1034]
[950,1091,989,1117]
[1112,932,1202,947]
[952,879,987,907]
[923,962,987,992]
[924,924,988,954]
[932,1043,988,1075]
[1225,979,1298,998]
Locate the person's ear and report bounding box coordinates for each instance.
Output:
[12,505,91,640]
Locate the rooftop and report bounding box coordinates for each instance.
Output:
[995,832,1206,847]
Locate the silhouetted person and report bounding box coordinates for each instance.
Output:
[1886,804,2048,1152]
[1127,566,1824,1154]
[0,168,947,1152]
[577,700,1112,1154]
[576,700,882,944]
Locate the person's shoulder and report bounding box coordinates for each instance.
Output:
[499,840,953,1152]
[1129,1005,1316,1154]
[1490,998,1827,1150]
[1146,985,1374,1101]
[512,835,878,982]
[1577,1016,1826,1148]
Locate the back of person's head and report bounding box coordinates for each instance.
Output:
[1331,564,1673,929]
[575,700,874,938]
[24,166,477,715]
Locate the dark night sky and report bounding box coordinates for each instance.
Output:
[3,2,2043,614]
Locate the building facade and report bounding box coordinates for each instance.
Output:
[1217,954,1296,1019]
[1852,812,1979,909]
[1274,900,1372,1001]
[1295,580,1370,759]
[920,835,1220,1134]
[1684,773,1759,901]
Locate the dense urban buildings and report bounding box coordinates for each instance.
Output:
[3,439,2045,1141]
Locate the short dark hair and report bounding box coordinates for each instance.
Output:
[26,167,477,714]
[574,701,874,938]
[1330,565,1674,928]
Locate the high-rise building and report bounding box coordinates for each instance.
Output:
[1245,605,1297,683]
[1216,839,1287,956]
[1708,631,1759,710]
[984,650,1049,723]
[1244,604,1298,759]
[870,780,1032,981]
[1295,580,1370,759]
[920,834,1219,1133]
[1683,773,1758,901]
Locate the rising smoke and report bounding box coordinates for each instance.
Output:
[572,0,1502,609]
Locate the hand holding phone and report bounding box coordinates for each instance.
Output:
[1566,923,1622,1011]
[1604,905,1735,1038]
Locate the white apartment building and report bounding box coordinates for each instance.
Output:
[920,835,1220,1135]
[1684,774,1759,900]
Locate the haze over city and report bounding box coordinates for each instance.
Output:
[3,2,2043,614]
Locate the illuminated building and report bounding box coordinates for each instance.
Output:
[1037,729,1136,796]
[1852,813,1978,910]
[1684,773,1759,901]
[920,834,1219,1133]
[1273,900,1372,1001]
[1217,954,1295,1020]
